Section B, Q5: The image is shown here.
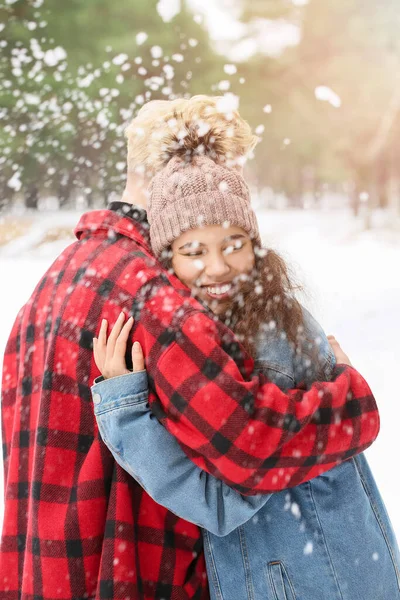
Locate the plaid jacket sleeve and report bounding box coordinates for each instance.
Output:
[1,309,23,488]
[135,285,379,495]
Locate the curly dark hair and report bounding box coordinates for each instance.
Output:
[217,244,304,357]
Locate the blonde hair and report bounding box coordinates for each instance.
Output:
[125,95,258,176]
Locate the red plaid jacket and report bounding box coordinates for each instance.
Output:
[1,205,379,600]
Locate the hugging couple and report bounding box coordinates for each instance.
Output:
[1,95,399,600]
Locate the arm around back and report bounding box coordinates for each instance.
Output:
[128,281,379,495]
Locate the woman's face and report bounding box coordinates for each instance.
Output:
[171,224,256,315]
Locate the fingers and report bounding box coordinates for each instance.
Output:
[132,341,145,372]
[93,312,145,378]
[93,318,108,372]
[114,316,134,351]
[113,316,134,369]
[328,334,342,354]
[105,312,126,362]
[97,319,108,352]
[327,335,352,367]
[327,335,340,348]
[93,337,101,371]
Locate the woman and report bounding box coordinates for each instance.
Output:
[92,117,400,598]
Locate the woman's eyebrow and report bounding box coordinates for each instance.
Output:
[223,234,246,242]
[178,241,205,250]
[178,234,246,250]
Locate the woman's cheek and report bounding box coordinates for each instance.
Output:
[174,257,204,287]
[235,251,255,274]
[247,248,256,270]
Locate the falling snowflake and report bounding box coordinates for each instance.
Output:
[224,64,237,75]
[304,541,313,555]
[216,94,239,116]
[136,32,148,45]
[43,46,67,67]
[150,46,163,59]
[157,0,181,22]
[315,86,342,108]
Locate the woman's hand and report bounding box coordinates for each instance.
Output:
[327,335,352,367]
[93,312,145,379]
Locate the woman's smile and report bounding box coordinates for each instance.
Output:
[202,281,233,300]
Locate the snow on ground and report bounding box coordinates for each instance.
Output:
[0,207,399,541]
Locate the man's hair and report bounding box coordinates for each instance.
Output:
[125,95,258,176]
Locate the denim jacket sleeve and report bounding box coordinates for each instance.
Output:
[91,372,271,537]
[294,307,336,389]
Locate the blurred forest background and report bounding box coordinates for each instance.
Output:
[2,0,400,223]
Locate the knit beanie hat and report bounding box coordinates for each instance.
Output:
[147,126,261,258]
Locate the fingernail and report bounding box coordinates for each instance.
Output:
[133,341,141,351]
[128,316,134,321]
[119,311,125,318]
[102,319,107,326]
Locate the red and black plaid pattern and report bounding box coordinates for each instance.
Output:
[138,304,378,494]
[1,209,207,600]
[1,206,379,599]
[153,312,378,492]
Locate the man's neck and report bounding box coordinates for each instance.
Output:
[121,175,147,209]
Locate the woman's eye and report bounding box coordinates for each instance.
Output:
[223,242,244,254]
[184,251,205,257]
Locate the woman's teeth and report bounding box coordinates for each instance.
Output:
[206,283,232,296]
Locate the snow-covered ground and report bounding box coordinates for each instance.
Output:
[0,206,399,541]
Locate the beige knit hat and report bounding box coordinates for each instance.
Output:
[147,125,261,258]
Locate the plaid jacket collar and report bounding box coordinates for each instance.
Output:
[74,203,151,251]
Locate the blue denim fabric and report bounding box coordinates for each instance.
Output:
[92,308,400,599]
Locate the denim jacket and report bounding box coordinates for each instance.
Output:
[92,308,400,600]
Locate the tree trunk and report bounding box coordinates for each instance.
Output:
[0,190,13,212]
[25,186,39,210]
[58,177,74,208]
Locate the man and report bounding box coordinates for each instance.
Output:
[1,96,379,599]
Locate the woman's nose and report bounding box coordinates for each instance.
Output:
[205,254,231,278]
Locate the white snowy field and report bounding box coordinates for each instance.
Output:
[0,206,399,540]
